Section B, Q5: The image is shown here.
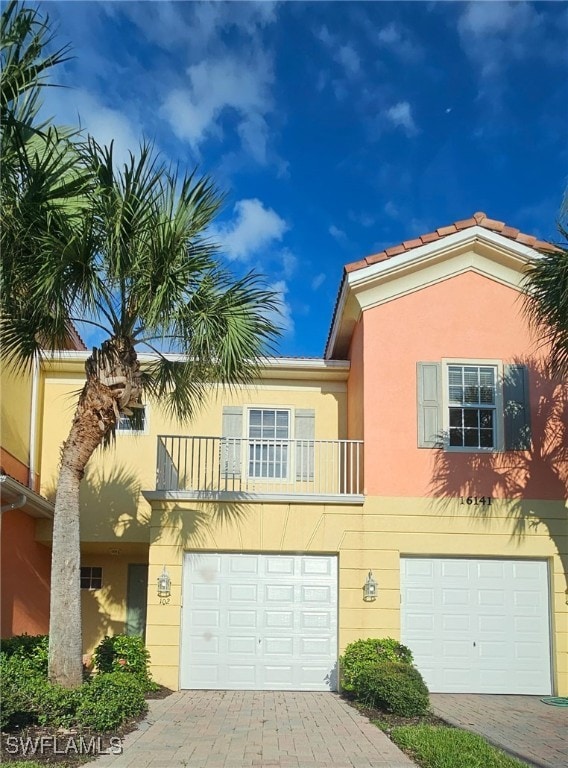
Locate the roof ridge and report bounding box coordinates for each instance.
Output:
[344,212,559,274]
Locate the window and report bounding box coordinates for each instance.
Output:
[417,361,530,452]
[248,408,290,478]
[117,406,146,434]
[80,566,102,590]
[447,364,497,448]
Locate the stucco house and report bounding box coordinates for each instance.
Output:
[2,212,566,696]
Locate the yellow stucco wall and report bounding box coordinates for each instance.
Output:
[144,496,567,695]
[39,363,347,543]
[1,363,33,471]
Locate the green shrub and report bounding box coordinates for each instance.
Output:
[92,634,158,691]
[355,660,429,717]
[340,638,414,692]
[76,672,146,731]
[0,652,79,730]
[0,634,48,674]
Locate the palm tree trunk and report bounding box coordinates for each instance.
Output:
[48,340,142,687]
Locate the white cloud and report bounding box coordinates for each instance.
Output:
[280,249,298,280]
[457,1,543,81]
[316,26,361,79]
[385,101,418,136]
[212,199,288,262]
[268,280,294,335]
[384,201,400,219]
[40,88,141,167]
[311,273,326,290]
[337,45,360,76]
[161,55,273,157]
[329,224,347,242]
[372,22,422,62]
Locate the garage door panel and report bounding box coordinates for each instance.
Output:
[442,614,470,631]
[266,584,294,602]
[181,553,337,690]
[442,560,469,578]
[401,557,552,695]
[227,636,256,654]
[302,557,333,576]
[266,556,295,574]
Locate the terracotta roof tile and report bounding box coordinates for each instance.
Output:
[515,232,536,246]
[402,238,423,249]
[344,259,369,273]
[385,244,406,257]
[436,225,457,236]
[478,216,505,232]
[343,212,559,276]
[454,217,477,230]
[366,252,389,266]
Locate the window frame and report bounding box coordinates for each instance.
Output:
[441,358,504,453]
[80,566,103,591]
[246,406,292,482]
[116,405,149,436]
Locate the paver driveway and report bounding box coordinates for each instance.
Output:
[93,690,416,768]
[431,694,568,768]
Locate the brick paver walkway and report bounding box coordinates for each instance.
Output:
[92,690,415,768]
[430,694,568,768]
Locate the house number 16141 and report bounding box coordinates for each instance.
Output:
[460,496,492,506]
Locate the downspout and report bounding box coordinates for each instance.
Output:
[28,356,40,491]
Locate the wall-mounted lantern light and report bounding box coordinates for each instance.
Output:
[363,570,378,602]
[157,566,171,598]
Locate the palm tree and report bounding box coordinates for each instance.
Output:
[524,194,568,379]
[1,3,280,687]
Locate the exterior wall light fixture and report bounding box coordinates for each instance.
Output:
[363,570,378,602]
[157,566,171,598]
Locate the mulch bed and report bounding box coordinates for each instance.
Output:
[343,694,451,733]
[0,686,174,766]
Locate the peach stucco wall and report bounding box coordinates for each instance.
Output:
[357,270,566,499]
[347,318,364,443]
[0,509,50,637]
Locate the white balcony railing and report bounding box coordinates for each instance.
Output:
[156,436,364,498]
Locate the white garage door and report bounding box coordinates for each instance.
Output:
[401,558,552,694]
[180,553,338,690]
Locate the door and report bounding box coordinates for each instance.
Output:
[126,564,148,639]
[401,557,552,694]
[180,553,338,690]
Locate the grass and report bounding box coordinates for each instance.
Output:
[389,724,529,768]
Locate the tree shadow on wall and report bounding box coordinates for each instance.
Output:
[153,499,252,553]
[428,358,568,584]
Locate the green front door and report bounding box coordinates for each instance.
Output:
[126,564,148,638]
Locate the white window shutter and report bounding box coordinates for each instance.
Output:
[295,408,315,480]
[417,362,442,448]
[221,406,243,478]
[503,365,531,450]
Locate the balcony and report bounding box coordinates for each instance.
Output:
[152,435,364,503]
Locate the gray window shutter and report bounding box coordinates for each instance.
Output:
[503,364,531,450]
[417,362,442,448]
[295,408,315,480]
[221,406,243,477]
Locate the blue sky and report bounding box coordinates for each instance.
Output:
[42,1,567,357]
